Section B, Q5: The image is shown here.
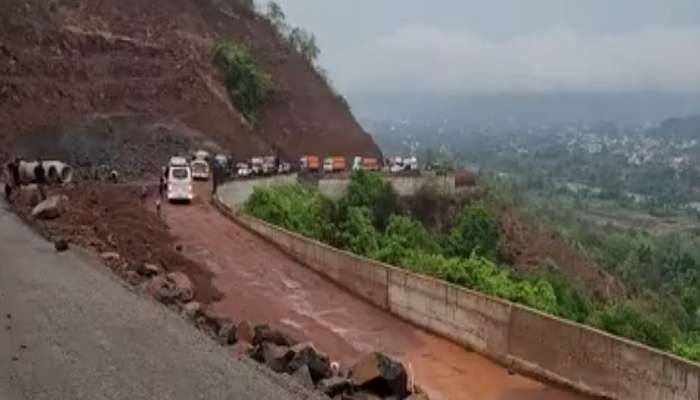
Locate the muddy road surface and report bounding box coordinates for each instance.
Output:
[164,183,590,400]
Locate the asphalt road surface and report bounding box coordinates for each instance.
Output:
[0,197,321,400]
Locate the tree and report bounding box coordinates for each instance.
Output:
[342,171,399,230]
[288,28,320,62]
[337,207,380,257]
[266,1,287,30]
[374,215,441,265]
[445,204,500,261]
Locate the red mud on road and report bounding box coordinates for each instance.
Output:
[165,184,590,400]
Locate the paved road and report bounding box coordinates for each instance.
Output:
[0,197,321,400]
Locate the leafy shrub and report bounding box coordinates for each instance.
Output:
[342,171,399,230]
[400,253,559,315]
[536,271,592,322]
[374,215,441,265]
[245,184,330,240]
[214,39,272,122]
[446,204,500,261]
[588,304,673,351]
[337,207,380,256]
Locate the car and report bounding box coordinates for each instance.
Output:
[190,159,210,180]
[236,162,252,178]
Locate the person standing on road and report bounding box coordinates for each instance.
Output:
[211,160,220,195]
[4,162,12,203]
[159,167,166,199]
[35,159,46,200]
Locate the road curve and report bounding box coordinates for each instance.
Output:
[0,197,322,400]
[164,184,590,400]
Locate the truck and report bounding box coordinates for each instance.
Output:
[323,156,346,173]
[167,157,193,203]
[300,155,320,172]
[352,157,380,172]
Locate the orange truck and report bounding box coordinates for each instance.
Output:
[300,155,320,172]
[323,156,346,173]
[352,157,380,171]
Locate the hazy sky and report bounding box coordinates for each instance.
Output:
[261,1,700,97]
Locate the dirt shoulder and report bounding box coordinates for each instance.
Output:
[10,182,220,304]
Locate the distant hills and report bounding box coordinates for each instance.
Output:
[353,92,700,128]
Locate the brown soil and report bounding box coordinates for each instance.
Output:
[12,183,220,304]
[0,0,380,166]
[498,205,624,302]
[162,183,590,400]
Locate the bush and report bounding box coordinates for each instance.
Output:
[588,304,673,351]
[337,207,380,256]
[245,184,330,240]
[342,171,399,230]
[214,39,272,122]
[374,215,441,265]
[446,204,500,261]
[400,253,559,315]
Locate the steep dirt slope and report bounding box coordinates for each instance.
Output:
[0,0,380,166]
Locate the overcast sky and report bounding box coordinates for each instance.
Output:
[262,1,700,97]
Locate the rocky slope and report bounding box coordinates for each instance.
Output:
[0,0,380,169]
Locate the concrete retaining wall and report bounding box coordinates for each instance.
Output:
[219,173,458,205]
[215,195,700,400]
[218,174,298,209]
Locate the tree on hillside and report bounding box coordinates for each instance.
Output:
[266,1,287,31]
[289,27,320,61]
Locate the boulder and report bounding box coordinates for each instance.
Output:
[253,324,295,347]
[31,195,68,220]
[232,341,253,359]
[261,342,293,373]
[16,184,41,207]
[350,352,408,399]
[125,271,141,286]
[147,275,177,303]
[217,319,237,345]
[290,364,314,390]
[53,238,69,252]
[182,301,201,319]
[317,377,351,397]
[100,252,121,263]
[166,271,194,302]
[236,319,255,344]
[287,342,332,382]
[139,263,162,277]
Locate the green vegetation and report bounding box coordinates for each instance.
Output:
[245,171,700,361]
[265,1,320,62]
[214,39,272,122]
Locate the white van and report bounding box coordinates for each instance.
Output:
[167,157,194,203]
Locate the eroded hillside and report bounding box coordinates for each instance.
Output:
[0,0,380,169]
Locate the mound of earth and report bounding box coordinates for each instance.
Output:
[0,0,380,169]
[12,183,221,304]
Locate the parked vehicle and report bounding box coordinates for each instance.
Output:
[323,156,346,173]
[262,156,277,175]
[300,155,320,172]
[167,157,193,203]
[236,162,252,178]
[190,159,210,180]
[250,157,264,175]
[362,157,380,171]
[278,161,292,174]
[404,157,419,171]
